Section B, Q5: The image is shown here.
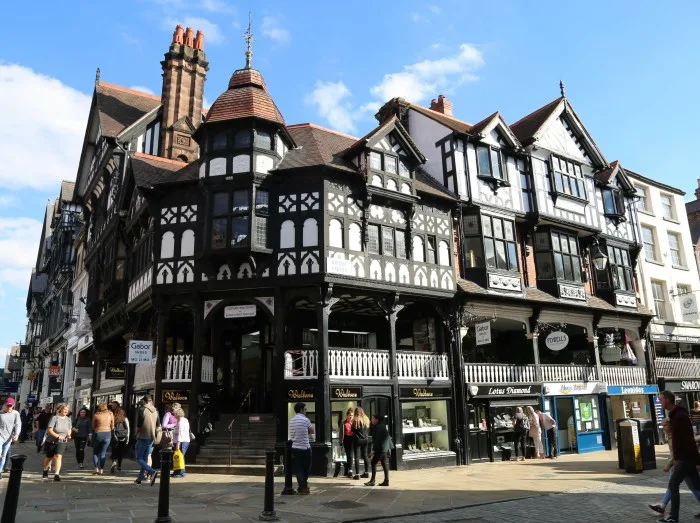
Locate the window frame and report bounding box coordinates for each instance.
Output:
[660,193,676,221]
[535,229,583,284]
[475,144,508,183]
[641,225,658,262]
[635,185,651,213]
[549,154,587,202]
[602,187,625,218]
[463,214,518,272]
[607,245,634,292]
[209,189,251,249]
[651,280,667,320]
[254,188,269,249]
[668,232,683,267]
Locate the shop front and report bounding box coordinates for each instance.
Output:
[399,386,454,468]
[605,384,659,447]
[658,379,700,411]
[466,383,542,462]
[543,381,606,454]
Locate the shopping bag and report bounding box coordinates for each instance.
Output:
[172,449,185,470]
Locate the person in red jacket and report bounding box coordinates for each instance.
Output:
[658,390,700,522]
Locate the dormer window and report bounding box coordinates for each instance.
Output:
[551,155,587,201]
[602,188,625,218]
[476,146,505,180]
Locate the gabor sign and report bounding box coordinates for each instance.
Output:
[545,331,569,351]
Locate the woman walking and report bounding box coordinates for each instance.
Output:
[162,402,180,447]
[43,404,72,482]
[91,403,114,475]
[525,406,544,458]
[172,408,191,478]
[72,408,92,469]
[352,407,370,479]
[339,408,355,478]
[110,406,130,473]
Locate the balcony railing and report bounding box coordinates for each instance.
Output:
[655,357,700,378]
[201,355,214,383]
[163,354,216,383]
[283,348,450,381]
[601,365,647,386]
[464,363,598,384]
[540,364,597,382]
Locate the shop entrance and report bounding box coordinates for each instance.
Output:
[553,397,576,453]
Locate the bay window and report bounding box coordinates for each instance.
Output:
[461,214,517,272]
[210,190,250,249]
[535,230,582,283]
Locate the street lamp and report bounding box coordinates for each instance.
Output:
[592,242,609,271]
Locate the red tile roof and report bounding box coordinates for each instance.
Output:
[595,160,619,184]
[409,102,473,133]
[206,68,285,125]
[95,82,161,137]
[510,97,563,144]
[277,124,358,173]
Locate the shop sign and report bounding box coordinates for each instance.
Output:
[543,382,600,396]
[682,294,699,322]
[105,364,126,380]
[682,380,700,392]
[48,365,62,377]
[475,322,491,346]
[128,340,153,363]
[27,395,36,403]
[162,390,189,403]
[331,387,362,400]
[19,345,30,359]
[545,331,569,351]
[468,384,543,397]
[606,385,659,396]
[7,357,23,371]
[0,382,19,394]
[650,333,700,344]
[400,387,451,398]
[287,388,315,401]
[224,304,257,319]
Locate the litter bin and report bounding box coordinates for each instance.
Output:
[615,418,631,469]
[634,418,657,470]
[618,420,643,473]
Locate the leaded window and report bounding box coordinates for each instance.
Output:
[608,245,633,292]
[535,230,582,283]
[551,155,586,200]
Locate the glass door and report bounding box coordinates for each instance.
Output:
[361,396,391,434]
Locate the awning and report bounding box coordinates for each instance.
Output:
[650,323,700,344]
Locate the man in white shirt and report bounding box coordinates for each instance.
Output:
[0,398,22,479]
[289,402,314,494]
[537,409,558,458]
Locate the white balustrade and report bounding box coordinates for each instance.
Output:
[201,355,214,383]
[397,352,449,380]
[655,357,700,378]
[164,354,193,382]
[329,348,390,380]
[464,364,536,384]
[284,350,319,379]
[539,364,597,382]
[600,365,647,386]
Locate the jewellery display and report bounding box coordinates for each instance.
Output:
[401,400,452,458]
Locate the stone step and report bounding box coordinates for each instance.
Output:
[185,463,280,475]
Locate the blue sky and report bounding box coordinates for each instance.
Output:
[1,1,699,358]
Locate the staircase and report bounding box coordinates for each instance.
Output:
[187,413,280,475]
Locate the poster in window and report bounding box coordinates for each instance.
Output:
[413,318,435,352]
[580,402,593,422]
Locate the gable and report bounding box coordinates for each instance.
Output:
[537,115,591,164]
[362,118,426,166]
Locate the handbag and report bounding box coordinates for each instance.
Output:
[172,449,185,470]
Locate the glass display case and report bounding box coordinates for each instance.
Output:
[330,400,357,463]
[400,399,451,458]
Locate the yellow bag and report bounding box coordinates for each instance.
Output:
[172,449,185,471]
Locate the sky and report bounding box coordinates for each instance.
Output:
[1,1,699,360]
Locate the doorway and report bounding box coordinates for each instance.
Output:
[362,396,391,433]
[554,397,576,453]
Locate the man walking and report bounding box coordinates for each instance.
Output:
[34,405,52,453]
[537,409,558,458]
[0,398,22,479]
[289,402,313,494]
[365,413,391,487]
[19,404,30,443]
[657,390,700,522]
[134,395,161,486]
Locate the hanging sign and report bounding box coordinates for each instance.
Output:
[224,304,257,319]
[128,340,153,363]
[682,294,699,322]
[545,331,569,351]
[48,365,62,377]
[475,322,491,346]
[330,387,362,400]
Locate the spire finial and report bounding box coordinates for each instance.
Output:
[95,67,101,87]
[243,12,254,69]
[559,80,566,98]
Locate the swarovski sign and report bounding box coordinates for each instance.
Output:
[545,331,569,351]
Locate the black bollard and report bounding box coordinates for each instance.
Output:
[1,454,27,523]
[154,448,173,523]
[259,449,279,521]
[281,440,295,495]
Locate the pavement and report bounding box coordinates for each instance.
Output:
[0,441,693,522]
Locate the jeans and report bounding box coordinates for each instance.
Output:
[0,438,12,472]
[92,432,112,469]
[174,442,190,475]
[370,451,389,483]
[661,465,700,505]
[353,439,369,475]
[668,459,700,520]
[342,438,354,475]
[292,447,311,489]
[74,437,87,464]
[135,439,155,481]
[514,431,527,458]
[546,428,558,457]
[36,429,46,451]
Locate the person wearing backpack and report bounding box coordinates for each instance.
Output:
[513,407,528,461]
[110,406,130,473]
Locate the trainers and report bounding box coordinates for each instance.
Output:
[365,481,376,486]
[110,463,116,474]
[648,504,666,515]
[42,470,48,479]
[658,517,678,522]
[53,475,60,482]
[150,471,159,486]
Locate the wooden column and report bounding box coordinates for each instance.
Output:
[381,294,403,469]
[153,310,168,406]
[315,285,337,445]
[188,297,203,422]
[532,333,542,382]
[273,291,287,444]
[448,305,468,465]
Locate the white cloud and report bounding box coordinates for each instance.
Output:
[304,81,358,135]
[0,217,42,290]
[261,16,290,43]
[165,16,223,44]
[129,85,155,95]
[410,12,422,23]
[428,4,442,14]
[0,64,91,190]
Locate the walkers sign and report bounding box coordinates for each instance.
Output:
[128,340,153,363]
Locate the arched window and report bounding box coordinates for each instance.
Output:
[386,179,398,191]
[302,218,318,247]
[181,230,195,257]
[401,183,411,194]
[280,220,295,248]
[412,236,424,262]
[329,219,343,248]
[212,133,227,150]
[438,240,450,266]
[348,223,362,251]
[371,175,383,187]
[255,130,272,150]
[160,231,175,259]
[234,130,251,148]
[231,154,250,173]
[209,157,226,177]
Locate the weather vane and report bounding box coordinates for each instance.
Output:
[559,80,566,98]
[244,12,254,69]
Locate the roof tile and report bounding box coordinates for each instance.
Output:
[510,97,563,144]
[206,68,285,125]
[130,153,197,187]
[95,83,161,137]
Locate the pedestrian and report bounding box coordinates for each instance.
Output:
[656,390,700,522]
[91,403,114,475]
[339,408,355,478]
[691,401,700,433]
[364,413,391,487]
[289,402,313,494]
[648,418,700,518]
[525,406,543,458]
[352,406,370,479]
[35,405,52,453]
[109,406,130,473]
[0,398,22,480]
[162,402,179,447]
[134,395,161,486]
[42,403,72,482]
[171,407,190,478]
[72,408,92,469]
[19,404,30,443]
[537,409,558,458]
[512,407,528,461]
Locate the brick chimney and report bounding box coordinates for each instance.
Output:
[160,25,209,162]
[430,94,453,117]
[695,178,700,200]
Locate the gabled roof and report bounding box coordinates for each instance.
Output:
[206,68,285,125]
[345,116,426,163]
[276,123,358,173]
[414,168,456,201]
[95,83,161,138]
[130,153,197,188]
[510,97,563,145]
[469,111,521,149]
[407,101,473,134]
[595,161,634,192]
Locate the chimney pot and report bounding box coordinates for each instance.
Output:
[430,94,453,117]
[173,25,184,45]
[184,27,194,47]
[194,30,205,51]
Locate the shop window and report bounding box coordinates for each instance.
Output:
[401,399,451,458]
[574,395,600,433]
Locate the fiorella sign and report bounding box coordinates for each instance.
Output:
[545,331,569,351]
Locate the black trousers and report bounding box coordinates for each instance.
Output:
[292,448,311,489]
[354,440,369,474]
[342,439,354,475]
[370,451,389,483]
[546,428,558,457]
[74,437,87,464]
[514,432,527,458]
[111,439,128,467]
